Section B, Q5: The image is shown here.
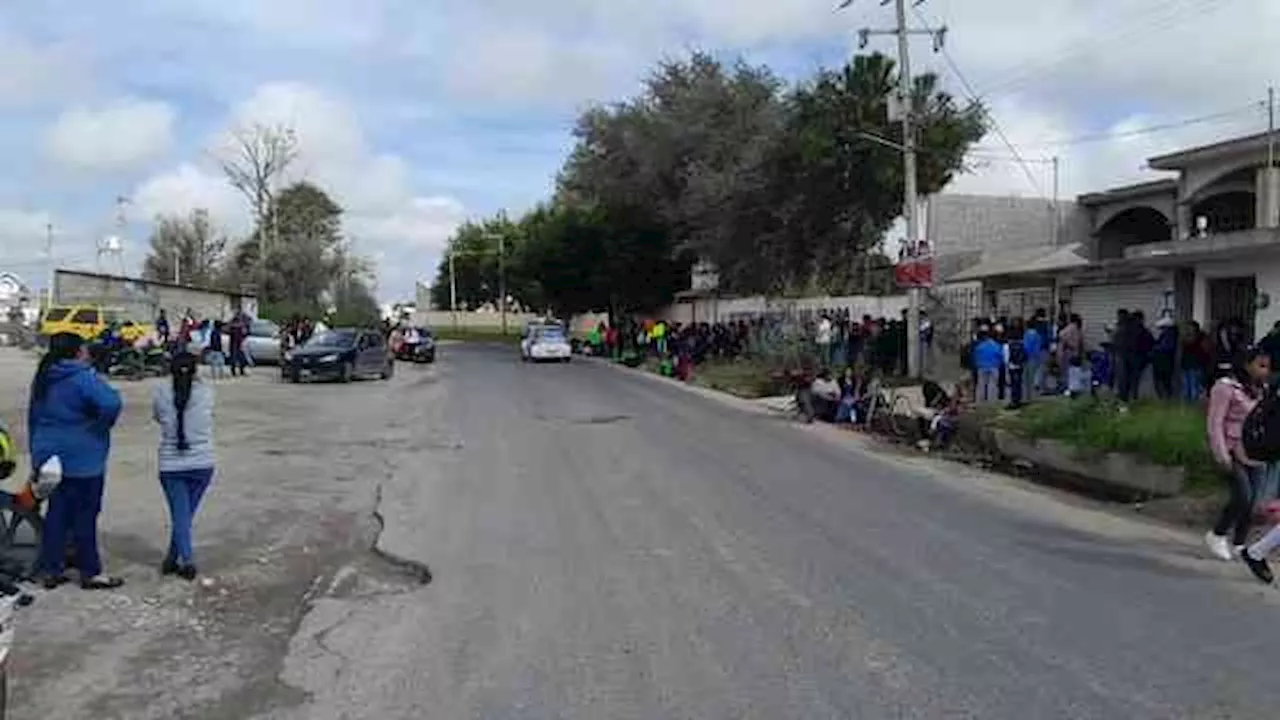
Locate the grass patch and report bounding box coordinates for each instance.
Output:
[999,398,1220,494]
[433,327,522,344]
[688,359,786,399]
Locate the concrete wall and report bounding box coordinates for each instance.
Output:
[657,294,910,324]
[416,310,541,332]
[52,270,257,323]
[926,193,1090,281]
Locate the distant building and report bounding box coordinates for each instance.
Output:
[0,272,33,324]
[52,269,257,322]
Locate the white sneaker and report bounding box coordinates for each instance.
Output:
[1205,532,1233,561]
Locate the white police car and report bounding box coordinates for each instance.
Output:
[521,325,571,363]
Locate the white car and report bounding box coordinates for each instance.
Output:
[522,326,571,363]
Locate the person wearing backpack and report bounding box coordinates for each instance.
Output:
[1204,346,1272,562]
[1236,372,1280,583]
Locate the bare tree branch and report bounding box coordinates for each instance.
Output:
[218,122,299,229]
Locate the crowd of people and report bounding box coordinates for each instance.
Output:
[963,307,1267,409]
[580,311,925,381]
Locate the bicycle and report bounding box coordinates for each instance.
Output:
[863,379,915,438]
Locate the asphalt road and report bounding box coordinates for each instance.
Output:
[250,343,1280,720]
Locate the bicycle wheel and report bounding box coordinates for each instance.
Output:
[888,394,916,437]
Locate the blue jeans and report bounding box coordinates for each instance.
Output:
[38,474,105,578]
[1181,369,1204,402]
[977,368,999,403]
[160,467,215,565]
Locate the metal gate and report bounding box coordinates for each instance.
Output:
[1208,276,1258,341]
[993,287,1054,321]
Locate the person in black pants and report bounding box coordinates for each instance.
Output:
[1204,347,1272,561]
[228,312,248,376]
[1005,319,1027,409]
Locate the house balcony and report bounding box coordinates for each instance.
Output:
[1123,227,1280,263]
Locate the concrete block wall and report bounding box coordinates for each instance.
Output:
[53,271,253,324]
[926,193,1091,280]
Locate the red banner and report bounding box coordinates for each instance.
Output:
[894,259,933,288]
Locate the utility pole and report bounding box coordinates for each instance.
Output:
[448,249,458,332]
[1269,86,1275,170]
[173,247,181,285]
[44,222,54,309]
[853,0,946,379]
[498,232,507,335]
[1266,87,1278,228]
[1051,156,1061,246]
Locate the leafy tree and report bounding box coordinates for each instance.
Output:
[142,209,228,288]
[767,53,985,294]
[430,51,984,317]
[224,181,366,318]
[427,216,534,311]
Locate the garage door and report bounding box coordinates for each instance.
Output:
[1067,282,1168,349]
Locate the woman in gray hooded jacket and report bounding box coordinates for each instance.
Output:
[152,352,215,580]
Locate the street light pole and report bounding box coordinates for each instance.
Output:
[448,249,458,332]
[44,222,54,309]
[498,233,507,335]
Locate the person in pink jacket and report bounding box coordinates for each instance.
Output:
[1204,346,1271,562]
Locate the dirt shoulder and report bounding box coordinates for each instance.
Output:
[1,349,435,720]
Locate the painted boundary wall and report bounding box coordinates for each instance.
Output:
[658,294,910,326]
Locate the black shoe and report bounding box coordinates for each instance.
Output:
[1243,549,1275,584]
[161,557,178,576]
[39,574,69,590]
[175,564,198,581]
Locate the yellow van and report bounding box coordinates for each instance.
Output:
[39,305,153,344]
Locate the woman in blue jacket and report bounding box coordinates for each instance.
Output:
[28,332,125,590]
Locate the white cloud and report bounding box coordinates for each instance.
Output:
[44,98,176,172]
[0,33,88,109]
[444,29,628,109]
[132,82,466,299]
[134,163,245,225]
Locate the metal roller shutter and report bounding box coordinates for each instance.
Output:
[1067,282,1168,349]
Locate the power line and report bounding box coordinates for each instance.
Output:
[972,101,1266,150]
[973,0,1227,102]
[912,4,1044,196]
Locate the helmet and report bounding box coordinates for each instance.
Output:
[0,424,14,481]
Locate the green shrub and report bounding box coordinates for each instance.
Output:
[1001,398,1220,494]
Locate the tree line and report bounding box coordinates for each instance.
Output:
[141,124,380,325]
[430,51,986,320]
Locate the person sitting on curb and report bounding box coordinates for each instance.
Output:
[809,369,842,423]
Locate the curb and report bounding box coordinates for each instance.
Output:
[578,354,789,419]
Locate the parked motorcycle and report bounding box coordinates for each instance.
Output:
[91,344,170,380]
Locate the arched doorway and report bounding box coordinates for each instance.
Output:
[1095,206,1171,260]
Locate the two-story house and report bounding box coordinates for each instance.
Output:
[939,131,1280,347]
[1072,131,1280,344]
